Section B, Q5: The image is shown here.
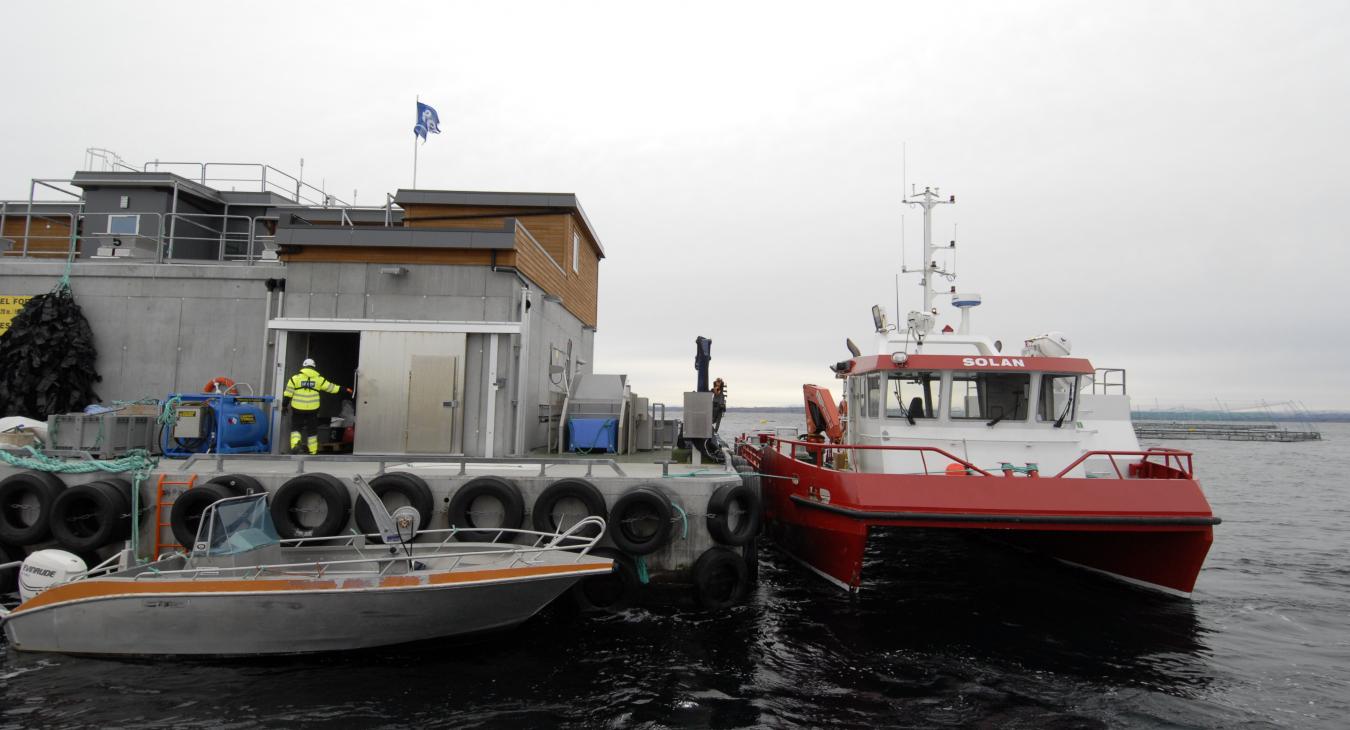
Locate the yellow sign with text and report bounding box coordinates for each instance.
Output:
[0,295,34,335]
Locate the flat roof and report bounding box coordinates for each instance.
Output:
[393,189,605,257]
[71,171,224,204]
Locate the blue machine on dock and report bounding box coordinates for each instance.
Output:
[161,393,273,457]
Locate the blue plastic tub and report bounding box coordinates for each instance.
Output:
[568,417,618,453]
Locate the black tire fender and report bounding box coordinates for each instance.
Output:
[706,482,762,547]
[447,476,525,542]
[206,473,264,495]
[49,478,133,553]
[531,479,607,536]
[355,472,436,536]
[568,547,639,614]
[692,546,750,610]
[169,482,241,550]
[607,485,674,556]
[0,470,66,545]
[271,473,351,540]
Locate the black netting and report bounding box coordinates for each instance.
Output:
[0,285,102,418]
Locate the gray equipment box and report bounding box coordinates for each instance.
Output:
[683,391,714,439]
[47,412,158,458]
[172,407,206,439]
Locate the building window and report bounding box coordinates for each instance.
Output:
[572,232,580,273]
[106,214,139,235]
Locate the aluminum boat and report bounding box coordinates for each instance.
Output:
[0,479,611,656]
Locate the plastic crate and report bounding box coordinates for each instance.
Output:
[567,417,618,453]
[46,413,157,458]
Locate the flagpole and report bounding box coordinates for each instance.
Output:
[413,95,420,188]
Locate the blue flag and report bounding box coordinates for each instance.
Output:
[413,101,441,142]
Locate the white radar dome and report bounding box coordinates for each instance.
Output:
[18,549,86,601]
[1022,332,1072,357]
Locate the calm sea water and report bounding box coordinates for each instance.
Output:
[2,415,1347,729]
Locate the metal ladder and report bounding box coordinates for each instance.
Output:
[153,473,198,557]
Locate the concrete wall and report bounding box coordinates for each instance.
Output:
[0,260,278,401]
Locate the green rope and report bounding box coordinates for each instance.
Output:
[157,395,183,435]
[671,502,688,540]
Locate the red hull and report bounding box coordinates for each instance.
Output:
[744,441,1219,594]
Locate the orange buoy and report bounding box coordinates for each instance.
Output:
[945,462,968,477]
[203,376,239,395]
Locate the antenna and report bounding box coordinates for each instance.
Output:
[894,273,900,330]
[900,214,906,271]
[903,186,955,314]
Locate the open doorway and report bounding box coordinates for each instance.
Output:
[281,331,359,454]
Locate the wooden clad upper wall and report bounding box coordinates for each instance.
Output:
[2,217,75,257]
[401,204,600,328]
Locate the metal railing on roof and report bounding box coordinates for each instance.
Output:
[142,160,350,208]
[0,207,280,263]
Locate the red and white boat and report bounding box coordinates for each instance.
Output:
[739,186,1220,595]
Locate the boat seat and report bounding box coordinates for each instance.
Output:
[909,397,925,419]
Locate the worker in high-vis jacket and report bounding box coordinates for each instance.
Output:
[282,358,351,454]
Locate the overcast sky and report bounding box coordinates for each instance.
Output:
[2,1,1347,409]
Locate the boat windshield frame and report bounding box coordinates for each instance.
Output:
[848,366,1088,426]
[193,493,281,557]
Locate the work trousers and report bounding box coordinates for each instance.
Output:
[289,410,322,455]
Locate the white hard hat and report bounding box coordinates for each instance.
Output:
[302,358,316,368]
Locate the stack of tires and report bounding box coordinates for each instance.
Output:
[0,470,148,587]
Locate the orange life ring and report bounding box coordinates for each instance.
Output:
[203,376,239,395]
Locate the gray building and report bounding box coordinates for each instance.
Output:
[0,157,605,457]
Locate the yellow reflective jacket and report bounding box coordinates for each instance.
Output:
[283,367,340,411]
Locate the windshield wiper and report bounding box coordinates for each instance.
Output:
[986,412,1007,427]
[1054,387,1077,428]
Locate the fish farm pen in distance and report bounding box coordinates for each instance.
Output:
[1132,422,1322,442]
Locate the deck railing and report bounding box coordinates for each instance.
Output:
[750,434,1195,480]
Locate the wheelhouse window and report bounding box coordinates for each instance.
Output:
[865,374,882,419]
[1037,374,1080,423]
[949,372,1030,422]
[886,372,938,419]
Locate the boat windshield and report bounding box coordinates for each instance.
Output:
[949,371,1029,422]
[1037,374,1080,423]
[886,372,938,419]
[196,493,281,557]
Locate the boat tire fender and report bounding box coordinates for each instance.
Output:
[49,478,134,553]
[271,473,351,540]
[608,485,674,556]
[531,479,607,535]
[0,470,66,545]
[568,547,639,614]
[706,482,762,547]
[169,482,243,550]
[356,472,436,537]
[205,473,264,495]
[447,476,525,542]
[691,546,750,610]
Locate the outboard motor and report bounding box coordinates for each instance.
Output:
[18,549,86,601]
